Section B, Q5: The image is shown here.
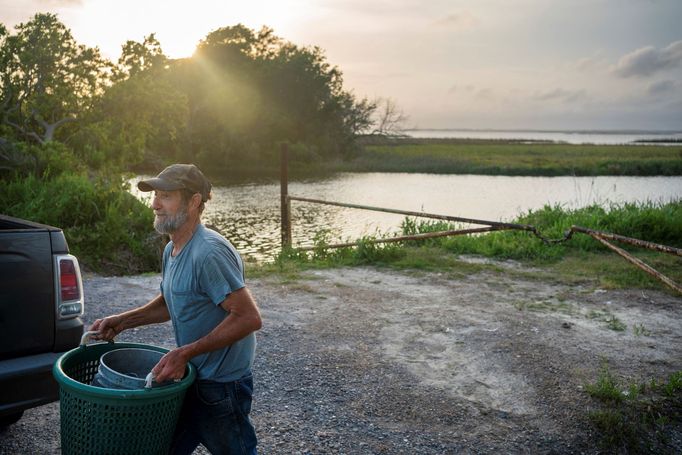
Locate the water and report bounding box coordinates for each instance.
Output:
[130,173,682,262]
[404,129,682,145]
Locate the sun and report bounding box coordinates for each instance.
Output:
[67,0,306,61]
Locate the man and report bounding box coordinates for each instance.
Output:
[91,163,262,455]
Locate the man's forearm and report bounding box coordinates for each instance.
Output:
[178,312,260,361]
[118,293,171,331]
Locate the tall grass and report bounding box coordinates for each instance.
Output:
[403,201,682,260]
[266,201,682,290]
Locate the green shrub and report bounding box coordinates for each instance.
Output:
[0,172,162,274]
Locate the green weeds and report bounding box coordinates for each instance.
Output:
[633,323,652,337]
[587,310,628,332]
[267,201,681,292]
[586,362,682,453]
[606,315,627,332]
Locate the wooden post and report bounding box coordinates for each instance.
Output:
[280,143,292,248]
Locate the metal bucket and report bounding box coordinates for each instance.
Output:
[92,348,166,390]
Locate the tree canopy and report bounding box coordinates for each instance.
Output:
[1,14,382,175]
[0,13,109,145]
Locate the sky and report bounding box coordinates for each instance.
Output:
[2,0,681,131]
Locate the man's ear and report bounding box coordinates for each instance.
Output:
[191,193,202,210]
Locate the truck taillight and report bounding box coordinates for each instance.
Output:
[55,254,84,319]
[60,259,80,301]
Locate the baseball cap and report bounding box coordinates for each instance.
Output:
[137,164,212,202]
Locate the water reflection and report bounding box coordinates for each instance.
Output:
[129,173,682,262]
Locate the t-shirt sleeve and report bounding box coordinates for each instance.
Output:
[198,248,245,306]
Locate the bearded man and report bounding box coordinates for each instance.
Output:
[91,163,262,455]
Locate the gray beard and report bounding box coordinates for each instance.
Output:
[154,208,189,234]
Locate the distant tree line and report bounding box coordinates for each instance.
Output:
[1,13,405,176]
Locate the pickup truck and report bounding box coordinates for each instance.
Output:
[0,214,84,426]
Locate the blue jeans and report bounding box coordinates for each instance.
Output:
[169,374,257,455]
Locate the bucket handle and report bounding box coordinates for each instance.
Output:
[80,330,106,346]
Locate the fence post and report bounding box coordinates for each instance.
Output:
[280,143,292,248]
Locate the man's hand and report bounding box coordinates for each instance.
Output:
[152,348,190,383]
[90,316,123,341]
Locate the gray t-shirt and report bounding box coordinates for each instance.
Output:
[161,224,256,382]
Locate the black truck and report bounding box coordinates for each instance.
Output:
[0,214,84,426]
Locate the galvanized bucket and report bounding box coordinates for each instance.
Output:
[92,347,167,390]
[53,331,196,455]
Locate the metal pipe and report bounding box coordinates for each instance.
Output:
[571,225,682,257]
[288,196,536,232]
[589,233,682,294]
[295,226,503,251]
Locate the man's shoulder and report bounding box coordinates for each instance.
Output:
[197,224,231,248]
[194,225,241,261]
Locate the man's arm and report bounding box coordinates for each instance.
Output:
[90,293,171,341]
[152,286,262,382]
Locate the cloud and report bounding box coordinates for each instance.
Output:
[475,87,493,99]
[434,11,478,30]
[573,51,607,72]
[532,88,588,103]
[612,40,682,78]
[647,79,678,96]
[447,84,475,94]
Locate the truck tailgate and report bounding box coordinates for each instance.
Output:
[0,231,54,358]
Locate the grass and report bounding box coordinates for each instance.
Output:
[586,362,682,453]
[632,324,651,337]
[344,138,682,176]
[258,201,682,293]
[606,315,627,332]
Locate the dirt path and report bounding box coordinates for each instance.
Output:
[1,265,680,453]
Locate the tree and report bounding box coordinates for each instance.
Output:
[0,13,110,144]
[171,24,378,167]
[116,33,166,79]
[1,17,379,171]
[369,97,408,137]
[71,34,188,169]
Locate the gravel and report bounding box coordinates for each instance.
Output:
[1,265,681,454]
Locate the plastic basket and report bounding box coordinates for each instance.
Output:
[53,340,196,455]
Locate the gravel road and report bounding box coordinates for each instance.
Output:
[1,264,681,454]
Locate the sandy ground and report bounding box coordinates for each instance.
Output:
[1,263,681,454]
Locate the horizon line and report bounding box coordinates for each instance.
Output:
[406,128,682,135]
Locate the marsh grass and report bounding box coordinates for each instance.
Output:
[345,139,682,176]
[586,362,682,453]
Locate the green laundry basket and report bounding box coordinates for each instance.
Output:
[53,335,196,455]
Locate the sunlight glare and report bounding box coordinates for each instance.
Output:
[70,0,306,60]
